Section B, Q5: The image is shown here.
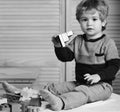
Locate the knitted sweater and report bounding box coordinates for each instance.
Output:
[54,34,120,85]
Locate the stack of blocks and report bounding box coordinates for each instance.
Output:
[1,93,42,112]
[0,104,10,112]
[27,106,43,112]
[9,103,43,112]
[9,103,22,112]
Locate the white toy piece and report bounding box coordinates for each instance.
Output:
[0,97,7,105]
[58,31,74,47]
[20,87,39,101]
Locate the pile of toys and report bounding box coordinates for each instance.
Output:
[1,87,43,112]
[0,97,9,112]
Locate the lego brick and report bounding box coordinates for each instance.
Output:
[0,104,10,112]
[9,103,21,112]
[58,31,73,47]
[27,106,43,112]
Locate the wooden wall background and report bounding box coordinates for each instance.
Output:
[0,0,66,93]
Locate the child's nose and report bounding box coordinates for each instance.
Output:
[87,19,93,26]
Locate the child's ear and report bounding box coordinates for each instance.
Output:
[102,20,107,27]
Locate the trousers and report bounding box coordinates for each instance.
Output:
[32,81,113,110]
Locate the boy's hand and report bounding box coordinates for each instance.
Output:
[51,35,61,47]
[84,73,101,85]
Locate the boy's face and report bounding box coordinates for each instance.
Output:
[79,9,106,38]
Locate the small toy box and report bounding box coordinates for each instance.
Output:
[56,31,74,47]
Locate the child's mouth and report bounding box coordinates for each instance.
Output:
[87,28,94,31]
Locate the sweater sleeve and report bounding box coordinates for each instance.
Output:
[98,38,120,81]
[54,47,74,62]
[98,59,120,81]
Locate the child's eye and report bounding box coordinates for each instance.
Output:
[81,18,88,22]
[93,18,98,21]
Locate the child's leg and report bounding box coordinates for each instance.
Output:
[2,81,21,94]
[2,80,77,95]
[87,82,113,102]
[2,80,76,93]
[44,81,77,95]
[2,81,42,94]
[45,82,112,110]
[74,82,113,102]
[40,89,63,111]
[40,88,88,110]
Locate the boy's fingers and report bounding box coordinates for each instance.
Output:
[84,73,91,80]
[84,73,90,76]
[87,78,92,81]
[84,76,89,80]
[90,81,94,85]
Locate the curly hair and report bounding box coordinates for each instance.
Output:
[76,0,109,30]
